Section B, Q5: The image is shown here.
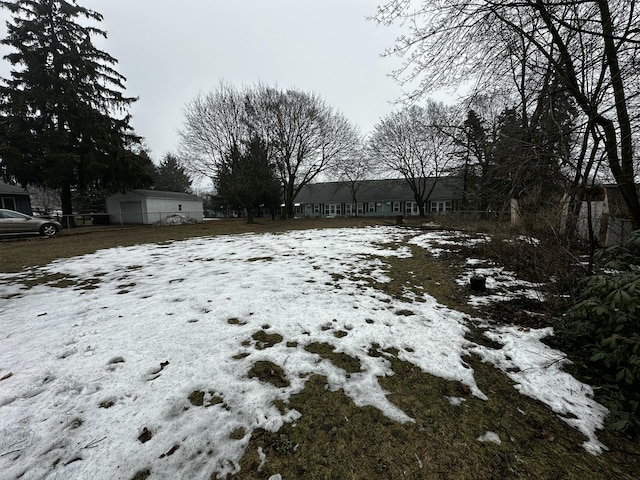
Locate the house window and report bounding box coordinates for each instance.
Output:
[404,202,420,215]
[1,197,17,210]
[430,201,452,212]
[178,204,182,211]
[392,202,401,213]
[313,204,320,214]
[357,203,364,215]
[405,202,413,214]
[324,203,340,216]
[345,203,353,215]
[368,202,375,213]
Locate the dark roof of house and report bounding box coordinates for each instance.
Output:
[294,177,463,204]
[110,189,202,202]
[0,182,30,196]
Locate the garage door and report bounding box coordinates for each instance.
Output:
[120,201,144,224]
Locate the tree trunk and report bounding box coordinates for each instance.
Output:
[60,181,74,228]
[414,192,425,218]
[282,182,296,219]
[596,0,640,229]
[511,198,524,228]
[562,188,582,242]
[351,192,358,218]
[563,122,598,242]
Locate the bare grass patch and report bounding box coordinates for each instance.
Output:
[304,342,362,374]
[247,361,289,388]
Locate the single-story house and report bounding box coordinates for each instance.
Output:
[0,181,32,214]
[106,190,204,225]
[293,177,463,217]
[573,184,639,246]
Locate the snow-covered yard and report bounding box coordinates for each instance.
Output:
[0,226,607,479]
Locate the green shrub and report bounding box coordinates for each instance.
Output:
[568,229,640,434]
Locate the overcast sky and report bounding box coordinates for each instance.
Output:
[1,0,426,163]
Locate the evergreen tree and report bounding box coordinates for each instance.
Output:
[216,136,279,224]
[478,80,576,218]
[153,154,192,193]
[0,0,153,217]
[488,107,528,212]
[458,109,490,210]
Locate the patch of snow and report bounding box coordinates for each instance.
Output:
[154,214,199,226]
[456,266,546,306]
[511,235,541,245]
[413,232,546,308]
[409,231,490,257]
[471,326,608,454]
[257,447,267,472]
[466,258,486,265]
[477,431,502,444]
[445,396,467,406]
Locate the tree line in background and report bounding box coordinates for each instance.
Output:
[178,0,640,235]
[2,0,638,236]
[178,77,598,236]
[0,0,192,217]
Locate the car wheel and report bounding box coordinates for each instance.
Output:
[40,223,58,237]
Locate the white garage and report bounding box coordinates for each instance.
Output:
[106,190,204,225]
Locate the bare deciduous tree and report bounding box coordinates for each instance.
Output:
[330,136,378,216]
[375,0,640,227]
[245,85,360,218]
[178,82,247,184]
[369,100,455,217]
[179,83,359,219]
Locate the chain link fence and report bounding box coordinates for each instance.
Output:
[57,211,204,229]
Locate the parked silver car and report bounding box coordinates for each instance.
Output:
[0,208,62,237]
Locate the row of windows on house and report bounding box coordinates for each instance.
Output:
[295,200,453,216]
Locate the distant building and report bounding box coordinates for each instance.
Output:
[572,184,640,246]
[106,190,204,225]
[0,181,32,214]
[293,177,463,217]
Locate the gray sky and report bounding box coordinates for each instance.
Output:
[47,0,414,162]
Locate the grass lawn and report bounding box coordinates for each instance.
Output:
[1,217,639,479]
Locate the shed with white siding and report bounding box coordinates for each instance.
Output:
[106,190,203,225]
